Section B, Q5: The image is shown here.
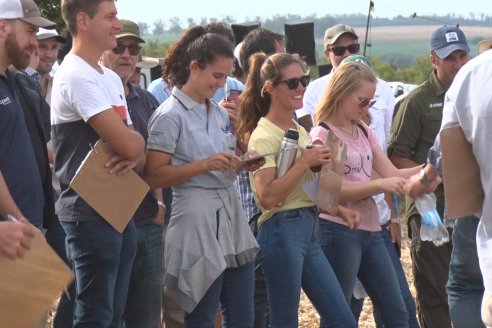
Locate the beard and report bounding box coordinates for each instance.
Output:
[5,30,34,70]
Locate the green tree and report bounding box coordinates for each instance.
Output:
[36,0,65,30]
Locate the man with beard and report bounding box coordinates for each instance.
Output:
[0,0,56,228]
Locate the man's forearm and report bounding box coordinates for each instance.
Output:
[389,153,419,169]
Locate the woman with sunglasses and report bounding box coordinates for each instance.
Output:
[144,26,260,328]
[236,52,358,328]
[311,62,421,328]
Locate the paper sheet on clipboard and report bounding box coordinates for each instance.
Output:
[0,235,73,328]
[70,140,150,233]
[316,130,347,215]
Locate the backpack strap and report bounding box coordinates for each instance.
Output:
[356,122,369,139]
[318,121,368,139]
[318,122,330,131]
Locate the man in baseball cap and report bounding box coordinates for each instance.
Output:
[35,28,66,102]
[388,25,470,328]
[430,25,470,59]
[0,0,57,234]
[0,0,56,29]
[297,23,360,119]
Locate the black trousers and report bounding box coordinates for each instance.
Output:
[408,214,453,328]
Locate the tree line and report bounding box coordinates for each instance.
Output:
[35,1,483,84]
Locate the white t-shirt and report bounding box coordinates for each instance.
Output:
[51,53,131,125]
[441,49,492,293]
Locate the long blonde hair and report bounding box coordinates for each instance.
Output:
[314,62,377,125]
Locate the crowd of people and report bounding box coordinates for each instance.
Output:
[1,0,492,328]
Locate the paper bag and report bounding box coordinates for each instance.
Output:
[0,235,73,328]
[317,131,347,215]
[70,140,150,232]
[440,125,484,219]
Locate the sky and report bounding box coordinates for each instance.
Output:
[116,0,491,26]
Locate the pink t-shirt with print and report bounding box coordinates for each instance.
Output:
[310,123,381,232]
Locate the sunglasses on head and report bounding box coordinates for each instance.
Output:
[358,97,377,108]
[277,75,311,90]
[112,44,142,55]
[329,44,360,57]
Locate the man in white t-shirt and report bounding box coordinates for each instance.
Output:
[296,24,395,128]
[51,1,145,327]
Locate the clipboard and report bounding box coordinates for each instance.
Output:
[0,234,73,328]
[440,125,484,219]
[70,140,150,232]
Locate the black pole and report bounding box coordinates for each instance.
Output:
[363,0,374,56]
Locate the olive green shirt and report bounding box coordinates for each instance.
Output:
[388,71,447,219]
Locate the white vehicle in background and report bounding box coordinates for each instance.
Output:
[388,81,418,100]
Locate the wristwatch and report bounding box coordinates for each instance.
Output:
[419,164,435,185]
[157,201,166,210]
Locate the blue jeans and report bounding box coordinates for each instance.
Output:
[446,216,484,328]
[124,222,164,328]
[184,262,255,328]
[62,219,137,328]
[45,215,75,327]
[257,208,356,328]
[351,223,419,328]
[319,220,408,328]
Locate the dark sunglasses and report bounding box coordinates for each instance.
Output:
[329,44,360,57]
[277,75,310,90]
[358,98,377,108]
[112,44,142,55]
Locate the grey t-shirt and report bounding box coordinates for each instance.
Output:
[147,87,236,191]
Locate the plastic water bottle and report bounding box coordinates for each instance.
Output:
[415,193,449,246]
[276,129,299,178]
[225,123,236,154]
[353,278,368,299]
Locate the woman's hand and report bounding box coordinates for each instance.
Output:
[389,222,401,246]
[237,150,266,172]
[300,145,331,170]
[379,177,407,196]
[404,173,442,198]
[204,152,240,173]
[338,205,361,230]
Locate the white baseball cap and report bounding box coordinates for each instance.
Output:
[37,28,66,43]
[0,0,56,28]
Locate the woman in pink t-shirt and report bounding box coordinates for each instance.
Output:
[310,62,421,328]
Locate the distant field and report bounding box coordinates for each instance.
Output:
[143,25,492,68]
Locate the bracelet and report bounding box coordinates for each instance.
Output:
[390,217,399,224]
[157,201,166,210]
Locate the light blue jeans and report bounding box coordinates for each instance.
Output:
[446,216,484,328]
[257,207,356,328]
[351,222,419,327]
[319,220,409,328]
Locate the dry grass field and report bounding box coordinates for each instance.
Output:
[353,25,492,42]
